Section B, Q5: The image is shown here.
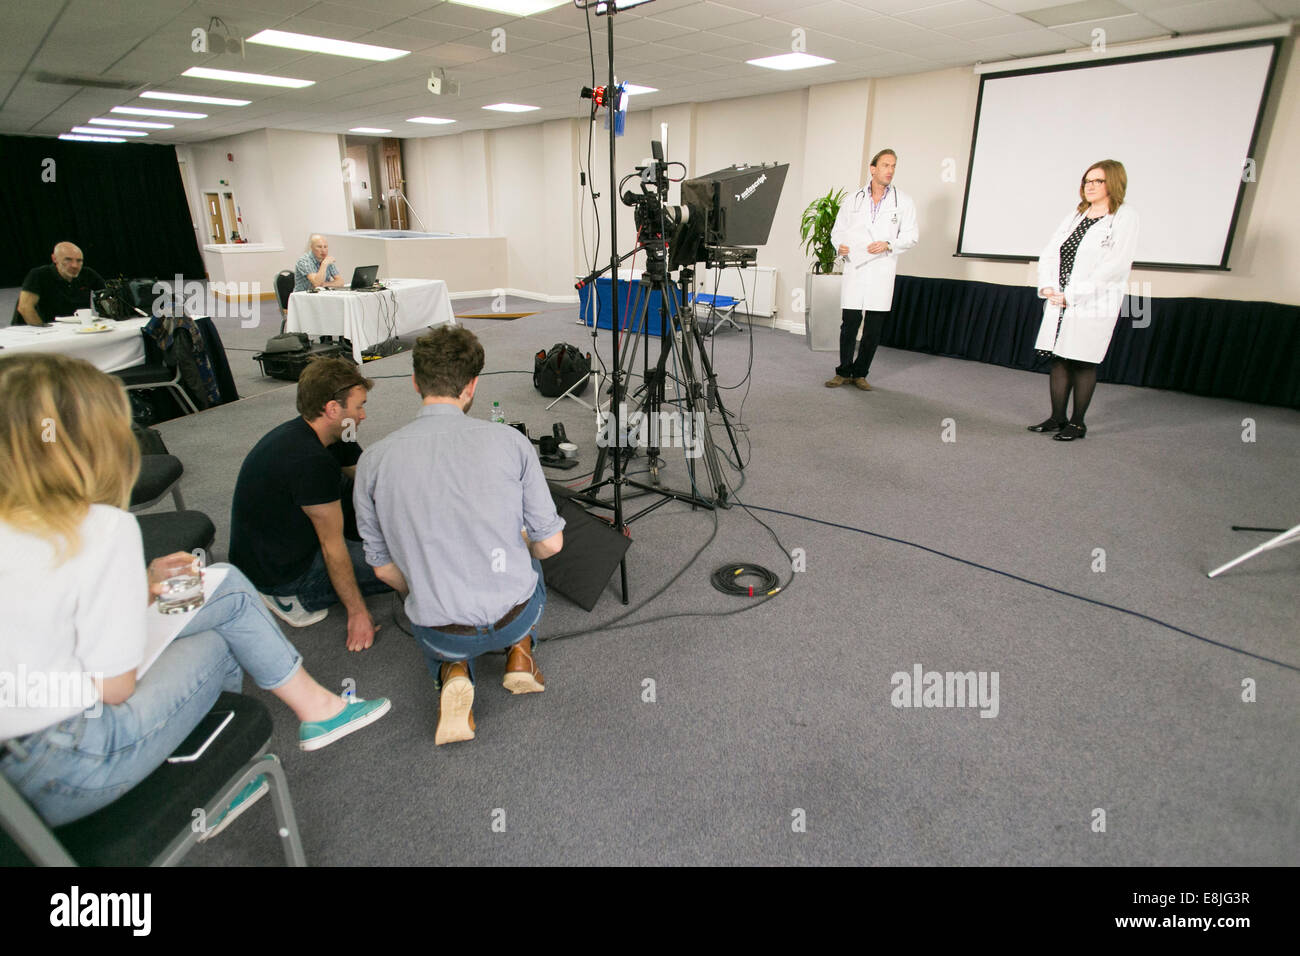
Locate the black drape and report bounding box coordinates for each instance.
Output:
[0,134,205,287]
[885,276,1300,409]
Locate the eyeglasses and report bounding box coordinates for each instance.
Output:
[330,383,363,404]
[1084,178,1107,187]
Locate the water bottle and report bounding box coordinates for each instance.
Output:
[491,401,506,424]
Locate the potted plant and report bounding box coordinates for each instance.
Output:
[799,188,845,351]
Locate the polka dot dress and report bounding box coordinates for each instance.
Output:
[1038,214,1105,359]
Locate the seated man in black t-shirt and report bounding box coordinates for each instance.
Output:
[229,358,391,651]
[12,242,105,325]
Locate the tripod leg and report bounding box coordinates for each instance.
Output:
[665,287,728,505]
[1207,523,1300,578]
[691,319,743,468]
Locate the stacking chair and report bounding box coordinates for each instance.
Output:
[115,332,200,416]
[127,451,215,562]
[0,692,306,866]
[275,270,295,333]
[130,454,186,512]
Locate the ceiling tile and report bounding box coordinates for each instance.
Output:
[1145,0,1276,32]
[897,0,1008,29]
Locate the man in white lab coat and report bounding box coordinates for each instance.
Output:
[825,149,919,390]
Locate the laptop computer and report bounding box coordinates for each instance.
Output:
[349,265,380,290]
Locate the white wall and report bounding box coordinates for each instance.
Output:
[265,129,349,259]
[187,129,276,245]
[186,39,1299,310]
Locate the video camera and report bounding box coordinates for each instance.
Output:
[620,140,789,274]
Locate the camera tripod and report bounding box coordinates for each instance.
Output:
[575,259,743,522]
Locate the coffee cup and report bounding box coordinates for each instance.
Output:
[74,309,94,326]
[558,441,578,459]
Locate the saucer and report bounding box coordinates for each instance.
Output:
[74,323,112,334]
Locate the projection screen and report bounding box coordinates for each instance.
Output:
[956,42,1279,269]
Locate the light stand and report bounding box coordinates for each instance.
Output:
[572,0,642,604]
[1207,523,1300,578]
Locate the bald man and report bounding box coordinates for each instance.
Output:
[294,234,344,292]
[11,242,105,326]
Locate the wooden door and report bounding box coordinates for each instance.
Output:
[204,192,225,243]
[221,193,238,239]
[382,138,404,229]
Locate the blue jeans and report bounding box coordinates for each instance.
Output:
[265,538,392,612]
[413,560,547,688]
[0,565,303,827]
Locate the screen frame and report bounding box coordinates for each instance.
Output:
[953,38,1283,272]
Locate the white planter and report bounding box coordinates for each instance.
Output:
[804,273,842,352]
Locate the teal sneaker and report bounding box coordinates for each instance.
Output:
[199,774,269,843]
[299,696,391,752]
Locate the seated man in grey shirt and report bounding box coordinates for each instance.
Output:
[354,325,564,745]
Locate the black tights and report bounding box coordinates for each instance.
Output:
[1048,359,1098,425]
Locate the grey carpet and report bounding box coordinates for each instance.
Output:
[33,287,1300,865]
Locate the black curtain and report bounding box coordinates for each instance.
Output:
[0,134,205,287]
[886,276,1300,409]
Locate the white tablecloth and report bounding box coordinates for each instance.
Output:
[286,278,456,362]
[0,318,147,373]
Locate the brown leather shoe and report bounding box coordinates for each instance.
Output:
[503,637,545,694]
[852,377,873,391]
[824,375,849,387]
[436,662,475,745]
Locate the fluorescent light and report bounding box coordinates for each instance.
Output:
[407,116,456,125]
[595,0,657,11]
[248,29,409,62]
[140,90,251,106]
[60,134,125,143]
[746,52,835,71]
[443,1,570,14]
[350,127,392,134]
[112,106,207,119]
[622,84,657,95]
[182,66,314,89]
[71,125,146,137]
[89,117,174,129]
[483,103,539,112]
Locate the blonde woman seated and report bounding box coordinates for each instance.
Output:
[0,354,389,832]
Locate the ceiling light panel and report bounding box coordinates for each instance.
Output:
[442,1,571,15]
[88,117,173,128]
[247,29,410,61]
[71,126,146,136]
[746,52,836,71]
[182,67,314,88]
[140,91,251,106]
[111,106,207,119]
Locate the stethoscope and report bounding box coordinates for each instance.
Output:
[851,186,899,231]
[1066,209,1117,249]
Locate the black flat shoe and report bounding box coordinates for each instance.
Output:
[1054,423,1087,441]
[1027,418,1066,433]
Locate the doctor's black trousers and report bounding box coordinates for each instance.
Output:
[836,308,890,379]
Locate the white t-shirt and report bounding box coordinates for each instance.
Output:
[0,506,146,739]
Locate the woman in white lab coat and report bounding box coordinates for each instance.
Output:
[1028,160,1139,441]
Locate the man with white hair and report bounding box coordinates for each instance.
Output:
[11,242,104,326]
[294,234,345,292]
